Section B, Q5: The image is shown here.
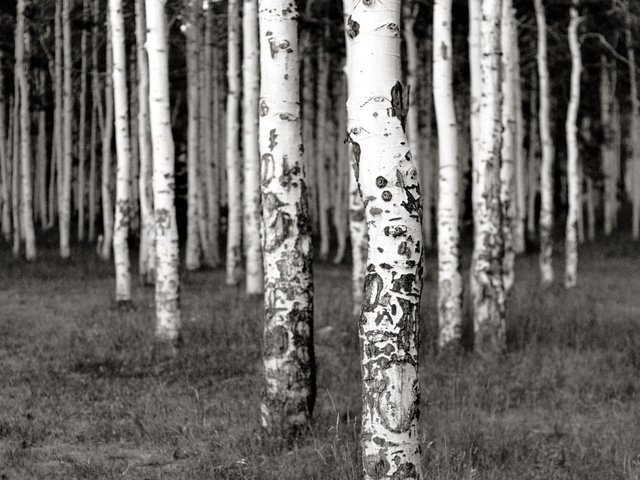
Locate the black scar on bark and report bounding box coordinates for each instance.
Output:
[363,268,383,312]
[376,176,387,188]
[261,153,275,186]
[350,140,361,183]
[263,192,286,216]
[289,303,316,416]
[268,38,278,58]
[401,184,421,215]
[392,273,416,297]
[346,16,360,39]
[384,225,407,237]
[279,155,301,188]
[396,297,418,354]
[364,453,390,480]
[389,81,410,132]
[269,129,278,151]
[264,325,289,357]
[259,99,269,116]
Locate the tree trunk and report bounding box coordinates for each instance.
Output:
[346,2,424,477]
[226,0,243,284]
[11,94,20,257]
[601,57,616,236]
[146,0,181,342]
[89,0,102,243]
[512,14,526,254]
[184,1,202,271]
[77,0,89,242]
[433,0,463,350]
[242,0,263,294]
[300,26,317,235]
[471,0,506,357]
[343,0,367,318]
[135,0,155,285]
[0,54,10,242]
[100,20,115,261]
[316,42,331,261]
[332,67,349,264]
[564,2,581,288]
[586,176,595,241]
[16,0,36,259]
[109,0,133,302]
[500,0,516,294]
[128,49,140,237]
[626,3,640,240]
[527,72,540,238]
[54,0,63,238]
[421,36,434,251]
[36,72,48,229]
[259,0,315,436]
[60,0,73,258]
[534,0,555,283]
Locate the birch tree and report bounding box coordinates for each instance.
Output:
[226,0,243,284]
[565,1,582,287]
[534,0,555,283]
[346,0,424,476]
[16,0,36,260]
[243,0,263,294]
[135,0,155,284]
[146,0,181,342]
[60,0,73,258]
[110,0,133,302]
[470,0,506,357]
[258,0,315,436]
[433,0,463,349]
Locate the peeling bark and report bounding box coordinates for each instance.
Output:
[347,0,423,477]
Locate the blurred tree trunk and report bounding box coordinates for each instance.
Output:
[316,41,331,261]
[89,0,102,244]
[586,176,595,241]
[135,0,156,285]
[601,57,616,236]
[346,1,423,477]
[500,0,516,294]
[54,0,63,240]
[100,18,114,261]
[226,0,243,284]
[565,1,582,288]
[300,15,317,235]
[258,0,315,436]
[343,0,367,318]
[535,0,555,284]
[332,68,348,264]
[11,94,20,257]
[77,0,89,242]
[110,0,133,302]
[146,0,181,343]
[242,0,263,294]
[36,72,48,229]
[0,53,9,242]
[512,16,526,254]
[527,72,539,238]
[421,35,434,250]
[184,1,202,271]
[471,0,506,357]
[60,0,73,258]
[434,0,463,350]
[129,49,140,237]
[626,1,640,240]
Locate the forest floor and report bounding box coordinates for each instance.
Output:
[0,236,639,479]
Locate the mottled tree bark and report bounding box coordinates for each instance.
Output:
[433,0,463,349]
[226,0,243,284]
[16,0,36,260]
[258,0,315,436]
[346,0,424,477]
[110,0,133,302]
[243,0,263,294]
[471,0,506,357]
[534,0,555,284]
[146,0,181,342]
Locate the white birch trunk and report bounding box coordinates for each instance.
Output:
[16,0,36,260]
[146,0,181,342]
[226,0,243,284]
[534,0,555,283]
[258,0,315,435]
[60,0,73,258]
[346,1,423,477]
[184,2,202,271]
[100,21,115,261]
[434,0,462,349]
[136,0,155,285]
[564,2,581,288]
[471,0,506,357]
[110,0,133,302]
[242,0,263,294]
[500,0,516,294]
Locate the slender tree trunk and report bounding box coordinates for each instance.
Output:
[577,158,585,244]
[512,15,526,254]
[300,24,317,234]
[258,0,315,436]
[316,42,331,261]
[346,1,424,477]
[109,0,133,302]
[77,0,89,242]
[135,0,155,285]
[36,72,48,229]
[100,21,115,261]
[60,0,73,258]
[565,2,582,288]
[242,0,263,294]
[601,58,616,236]
[11,94,20,257]
[471,0,506,357]
[146,0,181,342]
[226,0,243,284]
[586,176,595,241]
[16,0,36,259]
[184,1,202,271]
[500,0,516,294]
[332,68,349,264]
[626,3,640,240]
[434,0,463,350]
[88,0,101,243]
[129,49,140,237]
[535,0,555,283]
[421,37,434,250]
[0,55,10,242]
[343,0,367,318]
[527,73,540,238]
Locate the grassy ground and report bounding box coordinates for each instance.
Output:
[0,237,639,479]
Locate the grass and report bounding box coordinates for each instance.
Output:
[0,236,639,479]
